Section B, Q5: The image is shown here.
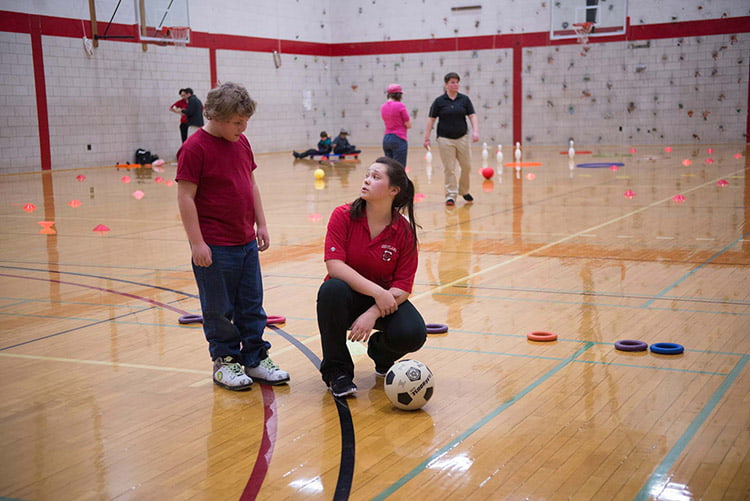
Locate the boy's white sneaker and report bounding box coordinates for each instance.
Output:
[245,357,290,385]
[213,356,253,391]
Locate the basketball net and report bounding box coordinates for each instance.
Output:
[164,26,190,48]
[573,22,594,46]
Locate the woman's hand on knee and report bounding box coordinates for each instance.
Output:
[348,311,377,342]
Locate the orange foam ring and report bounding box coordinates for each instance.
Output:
[504,162,543,168]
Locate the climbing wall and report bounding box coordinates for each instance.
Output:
[522,32,749,145]
[329,49,515,148]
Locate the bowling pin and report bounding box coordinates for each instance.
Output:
[568,140,575,159]
[482,142,488,160]
[514,142,521,163]
[496,144,503,164]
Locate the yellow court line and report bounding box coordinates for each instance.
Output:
[0,352,207,375]
[410,168,746,302]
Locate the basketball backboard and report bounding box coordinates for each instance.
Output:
[135,0,191,44]
[550,0,627,40]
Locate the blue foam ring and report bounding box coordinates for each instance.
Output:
[650,342,685,355]
[178,314,203,325]
[425,323,449,334]
[614,339,648,352]
[576,162,626,168]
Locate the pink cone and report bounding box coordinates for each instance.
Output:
[705,158,714,164]
[308,213,322,222]
[734,153,743,159]
[664,146,672,153]
[76,174,86,182]
[681,159,692,167]
[37,221,56,234]
[23,203,36,213]
[716,179,728,187]
[68,199,82,208]
[154,176,164,183]
[609,165,619,171]
[706,148,714,154]
[132,190,145,200]
[672,194,686,204]
[121,175,131,183]
[623,190,636,199]
[526,172,536,180]
[414,193,425,202]
[93,224,110,234]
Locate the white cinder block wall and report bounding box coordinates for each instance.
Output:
[0,0,747,173]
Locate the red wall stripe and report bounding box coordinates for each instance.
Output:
[1,11,747,55]
[2,10,749,173]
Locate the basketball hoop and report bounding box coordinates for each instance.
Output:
[164,26,190,47]
[572,22,594,45]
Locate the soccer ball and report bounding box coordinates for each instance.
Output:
[384,359,434,411]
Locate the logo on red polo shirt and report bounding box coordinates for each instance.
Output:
[381,244,396,262]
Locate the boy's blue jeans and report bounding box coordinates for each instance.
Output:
[192,240,270,367]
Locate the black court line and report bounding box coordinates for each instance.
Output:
[269,326,355,500]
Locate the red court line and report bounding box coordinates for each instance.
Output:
[240,384,278,501]
[2,271,280,499]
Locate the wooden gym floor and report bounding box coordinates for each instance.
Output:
[0,144,748,500]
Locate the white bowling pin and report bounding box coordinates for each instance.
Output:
[496,144,503,164]
[482,142,488,160]
[514,142,521,163]
[568,140,575,159]
[425,147,432,163]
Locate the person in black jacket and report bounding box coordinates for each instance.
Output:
[182,88,205,138]
[332,129,361,155]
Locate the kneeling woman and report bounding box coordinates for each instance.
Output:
[317,156,427,397]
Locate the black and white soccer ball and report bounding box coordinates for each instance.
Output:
[384,359,434,411]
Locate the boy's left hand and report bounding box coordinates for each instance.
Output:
[256,226,270,251]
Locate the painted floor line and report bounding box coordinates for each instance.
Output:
[409,168,744,303]
[372,342,595,500]
[0,352,207,375]
[641,232,749,308]
[635,355,749,500]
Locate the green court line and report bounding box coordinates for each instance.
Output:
[425,345,732,377]
[641,232,749,308]
[372,342,595,500]
[431,292,750,316]
[634,354,749,500]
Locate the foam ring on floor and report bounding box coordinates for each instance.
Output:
[576,162,625,168]
[614,339,648,352]
[650,342,684,355]
[178,314,203,325]
[527,331,558,342]
[425,323,449,334]
[266,315,286,325]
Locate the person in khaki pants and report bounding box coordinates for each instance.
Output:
[423,72,479,206]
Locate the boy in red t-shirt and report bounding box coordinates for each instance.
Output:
[176,82,290,391]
